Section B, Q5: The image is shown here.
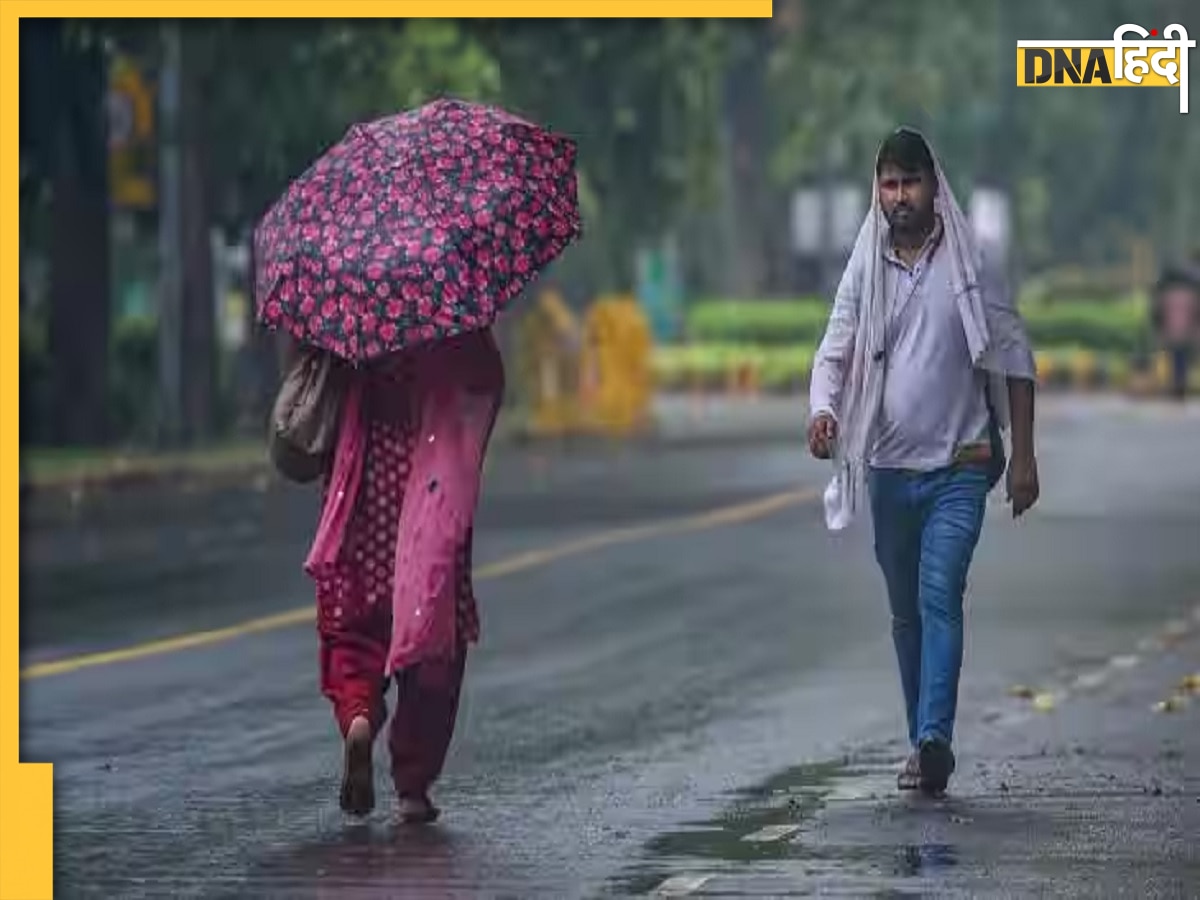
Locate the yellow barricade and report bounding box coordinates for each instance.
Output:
[577,294,654,437]
[513,289,582,437]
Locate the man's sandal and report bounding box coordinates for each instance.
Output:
[897,751,922,791]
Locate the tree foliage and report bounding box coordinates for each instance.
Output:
[21,9,1200,446]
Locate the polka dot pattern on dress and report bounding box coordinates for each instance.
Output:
[315,355,479,644]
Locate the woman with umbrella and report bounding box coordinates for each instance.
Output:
[256,100,581,822]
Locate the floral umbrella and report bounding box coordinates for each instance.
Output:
[254,98,582,362]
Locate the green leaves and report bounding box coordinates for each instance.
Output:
[196,20,504,224]
[467,20,733,290]
[378,21,502,110]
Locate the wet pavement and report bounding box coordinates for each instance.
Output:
[621,619,1200,898]
[18,396,1200,898]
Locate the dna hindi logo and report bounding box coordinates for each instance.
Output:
[1016,24,1194,113]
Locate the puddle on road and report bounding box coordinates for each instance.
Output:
[607,748,975,897]
[607,758,848,895]
[638,759,843,861]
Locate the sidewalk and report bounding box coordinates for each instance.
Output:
[639,610,1200,898]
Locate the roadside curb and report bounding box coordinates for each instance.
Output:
[20,419,804,524]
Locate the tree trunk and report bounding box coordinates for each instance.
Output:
[721,23,773,297]
[178,29,216,443]
[46,27,111,446]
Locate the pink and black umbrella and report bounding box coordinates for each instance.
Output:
[253,98,581,362]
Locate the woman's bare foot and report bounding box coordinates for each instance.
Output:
[397,793,440,825]
[340,716,375,817]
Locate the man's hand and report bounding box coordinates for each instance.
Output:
[807,412,838,460]
[1006,451,1040,518]
[1005,376,1039,519]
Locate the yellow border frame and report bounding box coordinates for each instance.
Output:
[3,3,769,897]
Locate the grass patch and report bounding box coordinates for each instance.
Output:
[22,440,266,489]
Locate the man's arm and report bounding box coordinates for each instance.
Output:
[978,254,1039,515]
[980,261,1037,382]
[809,265,861,421]
[1006,376,1035,458]
[807,266,860,459]
[1006,375,1039,517]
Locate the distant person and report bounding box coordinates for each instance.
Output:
[806,127,1039,796]
[1151,267,1200,401]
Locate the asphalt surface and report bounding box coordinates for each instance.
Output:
[640,624,1200,898]
[18,395,1200,898]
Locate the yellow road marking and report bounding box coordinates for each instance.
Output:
[21,487,819,681]
[20,609,316,681]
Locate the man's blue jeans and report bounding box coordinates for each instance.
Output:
[867,463,990,749]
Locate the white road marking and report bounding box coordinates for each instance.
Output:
[652,874,712,896]
[741,823,801,843]
[1071,669,1109,692]
[1109,654,1142,671]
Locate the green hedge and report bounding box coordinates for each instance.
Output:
[684,297,830,345]
[1019,299,1150,354]
[653,344,816,391]
[684,297,1153,356]
[652,342,1148,392]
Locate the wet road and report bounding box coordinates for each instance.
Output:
[19,396,1200,898]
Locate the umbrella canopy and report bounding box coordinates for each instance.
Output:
[254,98,582,362]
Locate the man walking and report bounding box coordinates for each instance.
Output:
[806,128,1040,795]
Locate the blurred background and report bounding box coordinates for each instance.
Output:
[17,7,1200,898]
[19,3,1200,468]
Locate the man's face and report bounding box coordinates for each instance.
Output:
[877,163,935,232]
